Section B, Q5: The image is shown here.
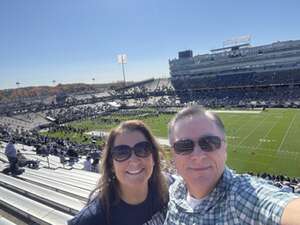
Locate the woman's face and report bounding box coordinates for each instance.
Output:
[112,130,154,190]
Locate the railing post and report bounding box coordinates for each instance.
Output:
[47,156,50,168]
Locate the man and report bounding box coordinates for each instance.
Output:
[165,105,300,225]
[5,139,19,175]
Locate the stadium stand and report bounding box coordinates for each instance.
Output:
[170,40,300,107]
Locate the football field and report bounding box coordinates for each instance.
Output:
[66,108,300,177]
[221,108,300,177]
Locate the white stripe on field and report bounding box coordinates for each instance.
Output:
[277,113,297,153]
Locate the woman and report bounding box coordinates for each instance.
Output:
[68,120,169,225]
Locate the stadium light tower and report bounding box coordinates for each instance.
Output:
[117,54,127,88]
[52,80,56,86]
[15,82,21,103]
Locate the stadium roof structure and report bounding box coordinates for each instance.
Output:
[210,43,251,53]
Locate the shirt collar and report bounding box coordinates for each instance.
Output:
[170,167,233,214]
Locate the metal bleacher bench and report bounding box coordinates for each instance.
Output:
[0,173,85,215]
[36,168,97,186]
[55,167,99,180]
[24,169,96,191]
[0,186,72,225]
[18,172,90,201]
[0,216,16,225]
[0,152,8,163]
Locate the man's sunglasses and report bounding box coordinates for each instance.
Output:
[111,141,153,162]
[173,135,224,155]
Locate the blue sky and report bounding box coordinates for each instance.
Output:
[1,0,300,90]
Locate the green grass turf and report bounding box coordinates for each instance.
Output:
[44,108,300,177]
[223,108,300,177]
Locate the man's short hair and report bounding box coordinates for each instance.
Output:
[168,105,225,145]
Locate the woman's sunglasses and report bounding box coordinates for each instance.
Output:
[111,141,153,162]
[173,135,224,155]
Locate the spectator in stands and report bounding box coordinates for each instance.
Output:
[91,157,99,173]
[91,149,101,160]
[90,149,101,173]
[83,156,92,171]
[40,144,49,157]
[67,147,79,166]
[165,105,300,225]
[68,120,169,225]
[17,150,39,169]
[4,139,19,175]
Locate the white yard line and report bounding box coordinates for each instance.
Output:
[255,118,280,150]
[277,113,297,153]
[209,110,262,114]
[231,115,259,135]
[237,114,269,147]
[223,115,248,139]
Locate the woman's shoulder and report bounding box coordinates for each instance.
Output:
[68,198,106,225]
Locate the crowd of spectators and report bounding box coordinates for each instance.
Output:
[171,68,300,107]
[2,73,300,122]
[250,172,300,194]
[176,85,300,108]
[112,78,175,100]
[0,124,103,166]
[173,68,300,90]
[45,103,116,124]
[0,91,115,117]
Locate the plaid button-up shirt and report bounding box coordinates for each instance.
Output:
[164,168,298,225]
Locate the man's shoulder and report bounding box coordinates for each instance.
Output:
[68,198,105,225]
[229,171,277,193]
[227,170,295,205]
[225,170,299,224]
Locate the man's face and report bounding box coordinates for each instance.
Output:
[171,115,227,198]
